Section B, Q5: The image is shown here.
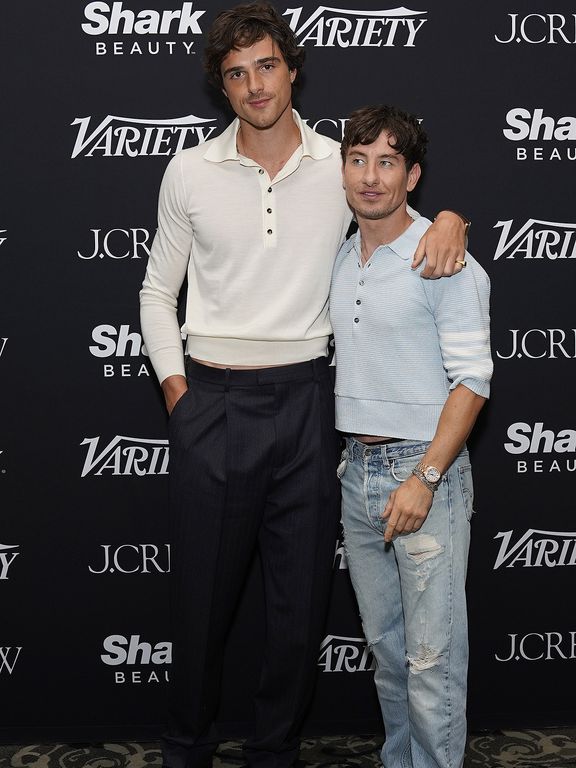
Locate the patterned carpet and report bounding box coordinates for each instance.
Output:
[2,731,576,768]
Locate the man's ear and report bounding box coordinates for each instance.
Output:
[289,68,296,84]
[407,162,421,192]
[221,87,229,101]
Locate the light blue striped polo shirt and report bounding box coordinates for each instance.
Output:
[329,216,493,440]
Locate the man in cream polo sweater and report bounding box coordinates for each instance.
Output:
[330,105,492,768]
[139,4,469,768]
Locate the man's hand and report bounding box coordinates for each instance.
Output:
[161,374,188,415]
[412,210,467,279]
[382,475,434,543]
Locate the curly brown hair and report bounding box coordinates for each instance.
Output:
[204,1,305,90]
[340,105,428,170]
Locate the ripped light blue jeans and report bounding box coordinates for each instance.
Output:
[339,437,473,768]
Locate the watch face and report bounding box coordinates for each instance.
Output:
[424,466,441,483]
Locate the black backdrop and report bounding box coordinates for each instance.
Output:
[2,0,576,742]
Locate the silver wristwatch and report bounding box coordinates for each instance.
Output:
[411,460,442,492]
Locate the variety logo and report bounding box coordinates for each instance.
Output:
[503,108,576,161]
[493,219,576,260]
[0,338,7,358]
[494,529,576,569]
[101,634,171,684]
[495,13,576,45]
[495,632,576,662]
[90,324,151,378]
[78,228,153,260]
[0,229,6,247]
[80,435,169,477]
[89,544,171,574]
[82,1,205,56]
[504,422,576,474]
[283,6,427,47]
[497,330,576,360]
[318,635,376,672]
[0,646,22,675]
[70,114,218,158]
[0,544,20,580]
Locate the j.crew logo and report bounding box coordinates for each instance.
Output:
[283,6,427,47]
[496,632,576,662]
[497,330,576,360]
[89,544,170,574]
[495,14,576,44]
[78,228,152,260]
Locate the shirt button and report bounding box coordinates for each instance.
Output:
[258,169,264,175]
[356,299,361,305]
[359,280,365,286]
[267,229,273,235]
[267,187,272,193]
[354,317,359,323]
[267,208,272,214]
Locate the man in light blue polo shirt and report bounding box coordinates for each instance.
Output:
[330,105,493,768]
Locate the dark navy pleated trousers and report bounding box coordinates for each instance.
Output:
[162,357,340,768]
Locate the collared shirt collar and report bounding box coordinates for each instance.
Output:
[203,109,333,164]
[348,215,430,262]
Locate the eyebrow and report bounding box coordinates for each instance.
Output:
[222,56,281,78]
[348,150,399,160]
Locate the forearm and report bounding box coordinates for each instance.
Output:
[420,384,486,474]
[412,210,469,278]
[382,384,486,542]
[139,299,186,384]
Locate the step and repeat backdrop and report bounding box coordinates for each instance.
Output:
[1,0,575,743]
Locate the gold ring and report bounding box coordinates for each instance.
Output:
[456,259,467,267]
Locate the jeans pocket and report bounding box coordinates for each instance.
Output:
[390,452,425,483]
[458,464,475,521]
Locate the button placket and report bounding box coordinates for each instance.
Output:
[258,169,277,247]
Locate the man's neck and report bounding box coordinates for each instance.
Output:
[236,106,301,179]
[358,208,413,265]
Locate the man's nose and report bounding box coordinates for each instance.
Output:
[362,161,379,185]
[247,69,264,93]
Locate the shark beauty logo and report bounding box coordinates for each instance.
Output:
[82,1,205,56]
[70,113,218,158]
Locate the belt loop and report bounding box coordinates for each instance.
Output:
[224,368,231,392]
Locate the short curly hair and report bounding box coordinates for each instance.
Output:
[204,1,305,90]
[340,105,428,170]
